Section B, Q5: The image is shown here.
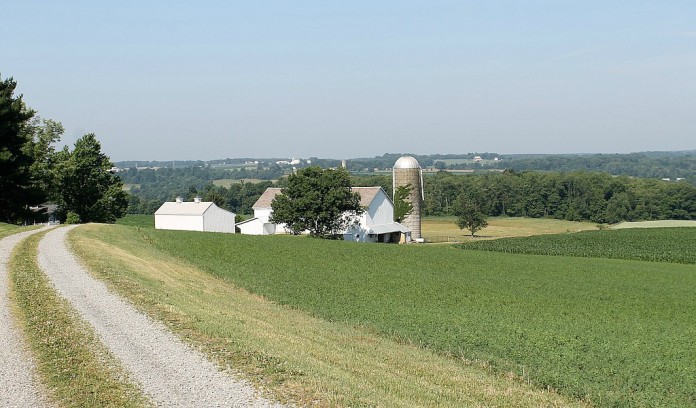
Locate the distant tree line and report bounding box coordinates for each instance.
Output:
[1,74,127,224]
[126,166,696,224]
[424,170,696,223]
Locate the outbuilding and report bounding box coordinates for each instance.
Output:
[155,197,236,233]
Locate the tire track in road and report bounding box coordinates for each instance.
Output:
[0,227,51,408]
[38,226,284,408]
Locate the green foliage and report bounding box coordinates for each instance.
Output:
[271,166,363,238]
[58,134,128,223]
[423,170,696,222]
[0,75,42,222]
[134,228,696,407]
[454,185,488,236]
[393,184,414,223]
[65,212,80,224]
[458,227,696,263]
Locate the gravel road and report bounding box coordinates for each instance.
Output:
[38,226,285,408]
[0,227,51,408]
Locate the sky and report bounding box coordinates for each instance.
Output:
[3,1,695,161]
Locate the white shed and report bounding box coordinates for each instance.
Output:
[155,197,236,233]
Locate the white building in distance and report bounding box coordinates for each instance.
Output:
[239,187,410,242]
[237,188,284,235]
[155,197,236,233]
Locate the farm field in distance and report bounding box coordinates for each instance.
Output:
[459,227,696,264]
[422,216,598,241]
[75,219,696,407]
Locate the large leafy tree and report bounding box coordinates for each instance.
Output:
[454,186,489,237]
[0,75,40,222]
[271,166,363,238]
[59,133,128,223]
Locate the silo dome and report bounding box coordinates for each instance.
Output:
[394,155,420,169]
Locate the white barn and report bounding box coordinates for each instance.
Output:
[343,187,411,243]
[240,187,410,242]
[155,197,236,233]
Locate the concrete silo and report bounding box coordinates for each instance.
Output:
[393,155,424,240]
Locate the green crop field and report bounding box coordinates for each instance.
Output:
[458,227,696,264]
[73,224,696,407]
[116,214,154,228]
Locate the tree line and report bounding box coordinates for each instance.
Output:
[0,75,127,224]
[424,170,696,223]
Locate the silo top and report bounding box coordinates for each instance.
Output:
[394,156,420,169]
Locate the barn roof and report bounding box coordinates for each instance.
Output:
[253,186,386,209]
[252,188,283,209]
[351,187,383,207]
[155,201,214,216]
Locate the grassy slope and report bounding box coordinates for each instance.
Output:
[10,229,151,408]
[71,224,581,408]
[72,225,696,407]
[0,223,41,239]
[459,227,696,264]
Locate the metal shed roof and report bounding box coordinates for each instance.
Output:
[155,201,214,216]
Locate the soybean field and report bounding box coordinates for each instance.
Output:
[103,224,696,407]
[458,227,696,264]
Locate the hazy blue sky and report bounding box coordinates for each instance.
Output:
[4,1,695,160]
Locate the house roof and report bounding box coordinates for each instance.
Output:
[252,188,283,209]
[155,201,214,216]
[253,186,386,209]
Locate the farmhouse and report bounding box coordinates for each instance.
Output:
[240,187,410,242]
[237,188,283,235]
[155,197,236,233]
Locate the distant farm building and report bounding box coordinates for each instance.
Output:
[240,187,411,242]
[237,188,283,235]
[344,187,411,243]
[155,197,236,233]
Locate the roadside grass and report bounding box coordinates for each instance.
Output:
[422,216,598,241]
[458,227,696,264]
[0,222,41,239]
[71,225,696,407]
[9,229,151,408]
[70,224,583,408]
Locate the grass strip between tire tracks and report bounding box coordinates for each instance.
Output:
[69,223,585,407]
[9,228,152,408]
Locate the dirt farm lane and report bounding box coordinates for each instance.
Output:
[37,225,284,408]
[0,227,51,408]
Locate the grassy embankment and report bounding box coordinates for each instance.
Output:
[421,216,598,241]
[72,220,696,407]
[0,222,41,239]
[10,229,151,408]
[71,223,582,407]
